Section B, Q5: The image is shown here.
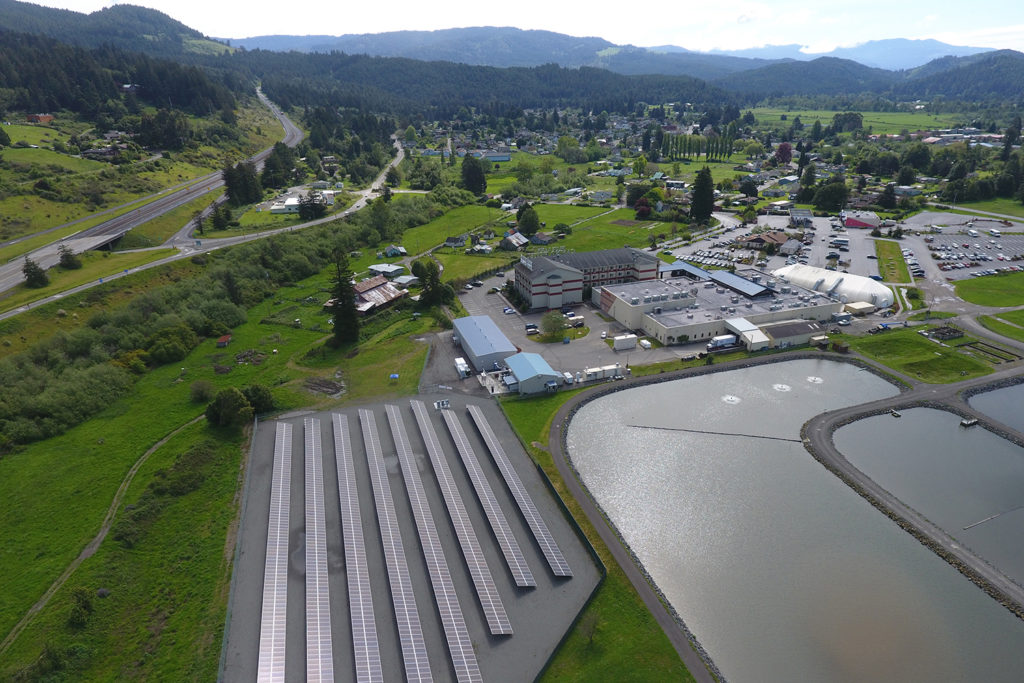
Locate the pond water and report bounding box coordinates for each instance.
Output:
[969,382,1024,431]
[567,359,1024,682]
[836,407,1024,587]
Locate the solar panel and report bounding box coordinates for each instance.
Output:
[257,422,292,683]
[440,410,536,588]
[304,419,334,682]
[410,401,512,636]
[358,409,432,683]
[332,414,383,683]
[385,405,483,683]
[466,405,572,578]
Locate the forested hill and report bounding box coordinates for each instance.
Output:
[237,50,735,117]
[713,57,900,96]
[890,50,1024,100]
[0,30,238,118]
[0,0,230,56]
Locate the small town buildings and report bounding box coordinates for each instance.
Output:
[351,275,406,314]
[444,235,467,248]
[789,208,814,228]
[737,230,789,250]
[503,352,562,394]
[841,210,880,229]
[452,316,517,372]
[269,197,301,214]
[393,274,420,289]
[26,113,54,124]
[367,263,405,278]
[384,244,407,257]
[513,247,659,310]
[501,232,529,251]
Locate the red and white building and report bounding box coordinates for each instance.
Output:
[513,248,659,310]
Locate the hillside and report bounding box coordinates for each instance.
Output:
[0,0,230,56]
[891,50,1024,100]
[713,57,899,96]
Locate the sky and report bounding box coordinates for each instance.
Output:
[26,0,1024,53]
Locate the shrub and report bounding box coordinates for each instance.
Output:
[190,380,215,403]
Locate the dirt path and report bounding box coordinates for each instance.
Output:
[0,416,204,657]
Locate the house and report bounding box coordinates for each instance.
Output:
[530,232,556,245]
[367,263,405,278]
[269,197,301,214]
[393,275,420,289]
[590,190,614,202]
[26,113,54,124]
[216,334,232,348]
[384,244,407,257]
[739,230,789,250]
[780,239,803,256]
[503,353,562,395]
[444,235,467,248]
[501,232,529,251]
[344,275,407,314]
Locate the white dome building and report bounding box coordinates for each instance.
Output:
[771,264,893,308]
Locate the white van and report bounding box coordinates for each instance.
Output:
[967,229,979,238]
[989,228,1001,237]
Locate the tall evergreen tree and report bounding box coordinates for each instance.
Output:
[328,251,359,346]
[460,156,487,195]
[690,167,715,223]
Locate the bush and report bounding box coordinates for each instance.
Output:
[241,384,274,414]
[190,380,215,403]
[205,387,253,427]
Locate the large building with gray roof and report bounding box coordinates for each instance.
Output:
[452,315,518,371]
[593,268,842,347]
[513,248,659,310]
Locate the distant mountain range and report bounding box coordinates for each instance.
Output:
[0,1,1021,102]
[227,27,992,73]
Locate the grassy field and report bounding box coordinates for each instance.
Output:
[944,198,1024,222]
[0,267,437,675]
[2,124,71,147]
[954,271,1024,306]
[751,108,963,135]
[874,239,911,283]
[400,204,502,255]
[534,204,608,227]
[978,315,1024,344]
[0,423,241,681]
[0,249,177,314]
[556,208,663,252]
[500,393,694,683]
[845,327,992,383]
[118,189,224,247]
[434,251,519,282]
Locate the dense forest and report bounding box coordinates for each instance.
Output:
[0,30,239,119]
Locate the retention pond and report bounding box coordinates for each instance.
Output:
[566,358,1024,682]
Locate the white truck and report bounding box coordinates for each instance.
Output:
[706,334,738,351]
[612,334,638,351]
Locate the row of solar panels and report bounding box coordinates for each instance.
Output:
[256,402,571,682]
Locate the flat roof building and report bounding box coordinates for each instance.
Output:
[593,268,843,347]
[514,248,659,311]
[452,316,518,372]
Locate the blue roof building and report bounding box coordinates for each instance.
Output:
[503,352,562,395]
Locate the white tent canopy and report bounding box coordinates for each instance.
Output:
[771,264,893,308]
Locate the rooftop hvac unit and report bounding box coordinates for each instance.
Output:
[729,307,736,314]
[720,305,728,311]
[716,288,725,294]
[745,302,753,308]
[643,296,652,303]
[687,313,693,318]
[813,278,825,291]
[751,275,761,283]
[671,292,681,299]
[704,282,715,288]
[730,296,740,304]
[631,297,640,305]
[654,307,662,314]
[691,288,699,295]
[768,280,776,287]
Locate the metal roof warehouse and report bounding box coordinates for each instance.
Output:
[452,316,517,372]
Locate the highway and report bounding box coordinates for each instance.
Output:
[0,94,405,321]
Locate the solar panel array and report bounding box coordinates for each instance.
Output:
[441,410,536,588]
[358,409,433,683]
[385,405,483,683]
[467,404,573,578]
[304,419,334,681]
[332,414,383,683]
[257,422,292,683]
[410,401,512,636]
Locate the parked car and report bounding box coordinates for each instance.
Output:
[503,307,515,314]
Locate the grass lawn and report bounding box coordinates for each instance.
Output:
[874,239,910,283]
[751,108,962,135]
[118,189,223,247]
[533,204,608,227]
[499,392,693,682]
[556,208,664,252]
[2,124,70,147]
[907,310,957,321]
[0,423,241,681]
[954,271,1024,306]
[978,315,1024,344]
[845,327,992,383]
[401,204,500,255]
[0,249,177,314]
[946,197,1024,222]
[434,251,519,282]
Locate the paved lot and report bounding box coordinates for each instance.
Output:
[222,397,600,682]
